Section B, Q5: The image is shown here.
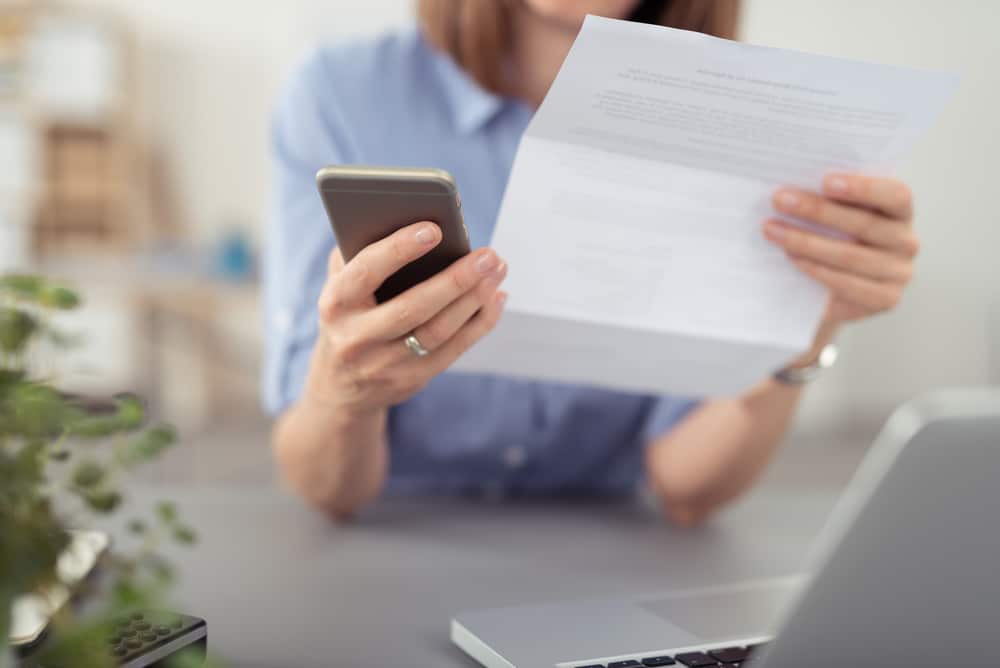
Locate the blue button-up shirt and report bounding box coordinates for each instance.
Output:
[263,26,699,496]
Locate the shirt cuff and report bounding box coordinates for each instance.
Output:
[641,395,701,446]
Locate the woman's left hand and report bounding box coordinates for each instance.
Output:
[764,173,919,324]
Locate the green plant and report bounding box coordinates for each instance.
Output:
[0,275,202,667]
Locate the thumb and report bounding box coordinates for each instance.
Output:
[327,245,346,276]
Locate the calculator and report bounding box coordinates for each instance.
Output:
[9,530,208,666]
[16,611,207,668]
[105,611,207,667]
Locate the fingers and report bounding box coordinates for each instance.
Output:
[359,248,505,342]
[822,173,913,221]
[359,261,508,371]
[790,257,903,313]
[318,247,348,323]
[772,186,919,258]
[327,245,345,275]
[330,221,442,308]
[768,176,918,322]
[764,220,913,282]
[418,289,508,377]
[410,262,508,353]
[341,286,507,402]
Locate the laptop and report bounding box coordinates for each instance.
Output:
[452,388,1000,667]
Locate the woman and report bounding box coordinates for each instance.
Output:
[264,0,919,525]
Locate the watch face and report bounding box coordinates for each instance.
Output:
[818,344,839,369]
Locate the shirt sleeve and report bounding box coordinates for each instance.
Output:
[640,395,702,446]
[262,50,359,417]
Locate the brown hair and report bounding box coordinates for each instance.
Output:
[418,0,741,95]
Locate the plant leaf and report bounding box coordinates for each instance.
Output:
[0,306,38,353]
[122,425,176,465]
[114,394,145,430]
[3,382,74,438]
[12,439,46,487]
[70,413,123,439]
[39,284,81,310]
[0,367,25,391]
[72,459,106,488]
[81,489,122,514]
[31,614,118,668]
[156,501,177,524]
[172,525,197,545]
[110,577,149,610]
[0,274,43,299]
[0,481,70,603]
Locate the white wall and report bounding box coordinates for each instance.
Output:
[742,0,1000,431]
[63,0,999,432]
[62,0,411,245]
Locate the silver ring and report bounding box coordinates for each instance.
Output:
[404,334,430,357]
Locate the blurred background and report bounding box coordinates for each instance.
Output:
[1,0,996,483]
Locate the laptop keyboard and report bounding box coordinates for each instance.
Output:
[574,642,766,667]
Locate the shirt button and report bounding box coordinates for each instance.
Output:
[503,444,528,470]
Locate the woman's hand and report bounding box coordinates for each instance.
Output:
[305,220,508,421]
[646,174,919,527]
[275,220,505,519]
[764,173,919,325]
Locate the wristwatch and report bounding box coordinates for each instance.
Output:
[773,344,839,385]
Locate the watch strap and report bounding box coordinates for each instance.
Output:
[773,344,839,385]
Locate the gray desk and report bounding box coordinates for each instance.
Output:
[131,485,840,667]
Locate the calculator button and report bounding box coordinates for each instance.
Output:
[155,625,171,636]
[131,612,144,620]
[108,635,122,644]
[135,621,151,631]
[125,639,142,649]
[142,631,158,642]
[112,645,128,657]
[121,627,138,637]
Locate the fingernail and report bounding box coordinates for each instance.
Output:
[485,261,507,283]
[826,176,849,194]
[765,221,785,240]
[415,225,437,244]
[476,252,499,275]
[777,190,800,209]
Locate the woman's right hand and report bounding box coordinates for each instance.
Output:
[304,220,508,422]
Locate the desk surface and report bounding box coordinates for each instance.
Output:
[123,485,841,668]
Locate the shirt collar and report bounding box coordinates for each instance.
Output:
[425,35,507,135]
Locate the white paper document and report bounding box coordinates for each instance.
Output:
[454,15,958,397]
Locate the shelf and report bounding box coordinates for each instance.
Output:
[0,3,144,260]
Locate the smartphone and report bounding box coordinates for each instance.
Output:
[316,165,471,302]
